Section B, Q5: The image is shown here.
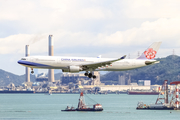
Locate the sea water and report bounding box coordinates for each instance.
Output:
[0,94,180,120]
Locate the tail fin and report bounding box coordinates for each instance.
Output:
[137,42,162,60]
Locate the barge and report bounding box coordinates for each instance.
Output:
[0,90,34,93]
[136,80,180,110]
[61,92,103,112]
[128,91,159,95]
[76,92,103,111]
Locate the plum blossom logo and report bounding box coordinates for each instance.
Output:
[144,48,157,59]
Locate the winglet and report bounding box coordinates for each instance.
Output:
[97,55,101,58]
[120,55,126,60]
[137,42,162,60]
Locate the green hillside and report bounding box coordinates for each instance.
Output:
[0,69,62,86]
[101,55,180,85]
[0,69,36,86]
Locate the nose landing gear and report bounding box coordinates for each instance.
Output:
[31,68,34,74]
[92,75,96,79]
[84,72,88,76]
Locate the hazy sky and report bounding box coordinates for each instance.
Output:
[1,0,180,75]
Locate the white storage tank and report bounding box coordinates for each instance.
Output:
[144,80,151,86]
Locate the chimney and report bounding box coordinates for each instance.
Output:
[48,35,55,82]
[25,45,30,82]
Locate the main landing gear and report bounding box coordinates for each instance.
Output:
[84,72,96,79]
[31,68,34,74]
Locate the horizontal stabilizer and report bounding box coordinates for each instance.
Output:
[145,60,160,65]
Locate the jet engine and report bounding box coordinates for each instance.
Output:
[62,66,82,73]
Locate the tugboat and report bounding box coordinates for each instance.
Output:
[76,92,103,111]
[61,106,76,111]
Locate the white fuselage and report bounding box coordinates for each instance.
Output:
[18,56,157,72]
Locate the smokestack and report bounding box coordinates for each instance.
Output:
[48,35,55,82]
[49,35,54,56]
[25,45,30,82]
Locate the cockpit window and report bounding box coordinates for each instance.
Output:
[21,58,26,60]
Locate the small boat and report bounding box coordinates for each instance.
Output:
[76,92,103,111]
[61,106,76,111]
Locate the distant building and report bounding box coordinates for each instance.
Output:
[118,74,131,85]
[32,82,40,86]
[138,80,151,86]
[130,83,138,86]
[138,80,144,86]
[36,73,48,82]
[118,75,125,85]
[90,71,101,85]
[7,83,15,90]
[61,73,87,84]
[144,80,151,86]
[127,75,131,85]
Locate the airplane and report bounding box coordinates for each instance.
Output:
[18,42,162,78]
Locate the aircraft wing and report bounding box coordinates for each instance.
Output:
[81,55,126,70]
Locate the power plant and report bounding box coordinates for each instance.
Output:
[25,45,30,83]
[25,45,33,87]
[48,35,55,82]
[24,35,55,86]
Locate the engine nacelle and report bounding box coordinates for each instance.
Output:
[62,66,82,73]
[62,69,69,72]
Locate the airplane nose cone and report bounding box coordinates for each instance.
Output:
[18,60,23,64]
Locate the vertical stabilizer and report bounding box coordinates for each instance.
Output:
[137,42,162,60]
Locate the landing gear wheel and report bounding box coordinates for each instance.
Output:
[31,68,34,74]
[88,73,92,78]
[84,73,88,76]
[93,75,96,79]
[31,71,34,74]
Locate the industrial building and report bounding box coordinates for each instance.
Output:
[138,80,151,86]
[36,73,48,82]
[118,74,131,85]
